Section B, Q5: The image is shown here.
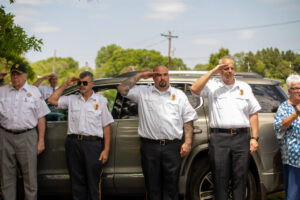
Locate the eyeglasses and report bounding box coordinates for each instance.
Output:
[77,81,90,86]
[290,88,300,91]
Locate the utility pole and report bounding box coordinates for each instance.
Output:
[52,50,56,73]
[247,62,250,72]
[85,61,89,71]
[161,31,178,69]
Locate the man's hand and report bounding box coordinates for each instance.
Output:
[180,142,192,157]
[250,139,259,153]
[65,77,79,87]
[99,149,109,164]
[0,72,8,79]
[138,72,157,79]
[212,64,228,74]
[37,140,45,155]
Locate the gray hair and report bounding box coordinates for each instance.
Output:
[79,71,94,81]
[286,74,300,89]
[219,56,234,65]
[50,73,58,78]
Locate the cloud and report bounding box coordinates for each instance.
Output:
[238,29,255,40]
[195,38,221,46]
[147,1,188,21]
[258,0,294,3]
[31,24,60,33]
[13,8,39,24]
[15,0,53,5]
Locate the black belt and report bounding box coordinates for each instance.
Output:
[210,128,250,134]
[68,134,103,142]
[140,137,181,146]
[0,126,35,135]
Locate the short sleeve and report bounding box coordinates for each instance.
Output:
[57,96,70,109]
[100,100,114,127]
[125,85,141,103]
[274,103,289,139]
[181,93,198,123]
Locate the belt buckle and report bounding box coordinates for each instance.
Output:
[77,135,84,140]
[159,139,166,146]
[11,129,18,133]
[230,129,237,135]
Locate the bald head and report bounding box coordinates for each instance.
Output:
[153,65,169,91]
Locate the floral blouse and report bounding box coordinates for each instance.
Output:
[274,101,300,168]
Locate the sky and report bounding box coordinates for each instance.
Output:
[2,0,300,69]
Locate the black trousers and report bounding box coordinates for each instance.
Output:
[140,139,182,200]
[65,137,103,200]
[209,132,250,200]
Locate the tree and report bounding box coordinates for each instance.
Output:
[95,45,187,77]
[31,57,84,85]
[194,64,210,71]
[0,6,42,80]
[208,48,230,69]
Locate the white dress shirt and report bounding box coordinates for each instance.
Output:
[198,78,261,128]
[126,85,198,140]
[38,85,58,99]
[0,82,50,130]
[57,92,113,137]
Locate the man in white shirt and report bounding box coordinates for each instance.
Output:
[118,66,198,200]
[48,71,113,200]
[190,56,261,200]
[33,73,58,99]
[0,63,50,200]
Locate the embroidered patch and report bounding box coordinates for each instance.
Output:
[171,94,176,100]
[240,89,244,96]
[94,104,99,110]
[26,93,32,97]
[40,96,44,101]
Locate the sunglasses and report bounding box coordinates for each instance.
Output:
[77,81,90,86]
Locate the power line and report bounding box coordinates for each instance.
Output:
[144,39,167,48]
[181,19,300,36]
[161,31,178,69]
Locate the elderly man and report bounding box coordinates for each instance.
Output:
[117,66,198,200]
[190,56,261,200]
[33,73,59,99]
[0,63,50,200]
[48,71,113,200]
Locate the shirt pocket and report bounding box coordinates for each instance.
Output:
[0,97,10,114]
[86,107,102,128]
[23,98,36,113]
[215,96,228,109]
[165,101,180,115]
[235,96,248,111]
[70,104,80,122]
[144,99,155,111]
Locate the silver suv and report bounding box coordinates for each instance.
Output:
[2,71,287,200]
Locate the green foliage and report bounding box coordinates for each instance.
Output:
[0,6,43,81]
[208,48,230,69]
[95,44,187,77]
[194,63,210,71]
[30,57,87,85]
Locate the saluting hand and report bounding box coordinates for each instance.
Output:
[65,77,79,86]
[0,72,8,79]
[180,142,192,157]
[138,72,157,79]
[212,64,229,75]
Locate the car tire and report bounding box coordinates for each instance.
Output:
[189,157,257,200]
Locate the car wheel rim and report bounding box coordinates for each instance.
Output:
[198,171,214,200]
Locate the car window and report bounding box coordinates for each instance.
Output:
[250,84,286,113]
[46,87,119,122]
[111,83,200,120]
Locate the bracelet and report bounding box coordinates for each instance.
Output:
[0,79,4,84]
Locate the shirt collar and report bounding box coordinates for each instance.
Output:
[9,81,29,92]
[151,85,172,95]
[219,78,241,90]
[79,91,97,101]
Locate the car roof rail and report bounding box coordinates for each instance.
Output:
[114,70,263,78]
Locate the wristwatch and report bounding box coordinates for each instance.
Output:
[251,136,259,141]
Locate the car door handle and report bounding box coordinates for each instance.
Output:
[194,126,202,134]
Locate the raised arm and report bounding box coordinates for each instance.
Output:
[117,72,156,96]
[0,72,8,87]
[190,64,227,95]
[48,77,78,106]
[33,74,54,87]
